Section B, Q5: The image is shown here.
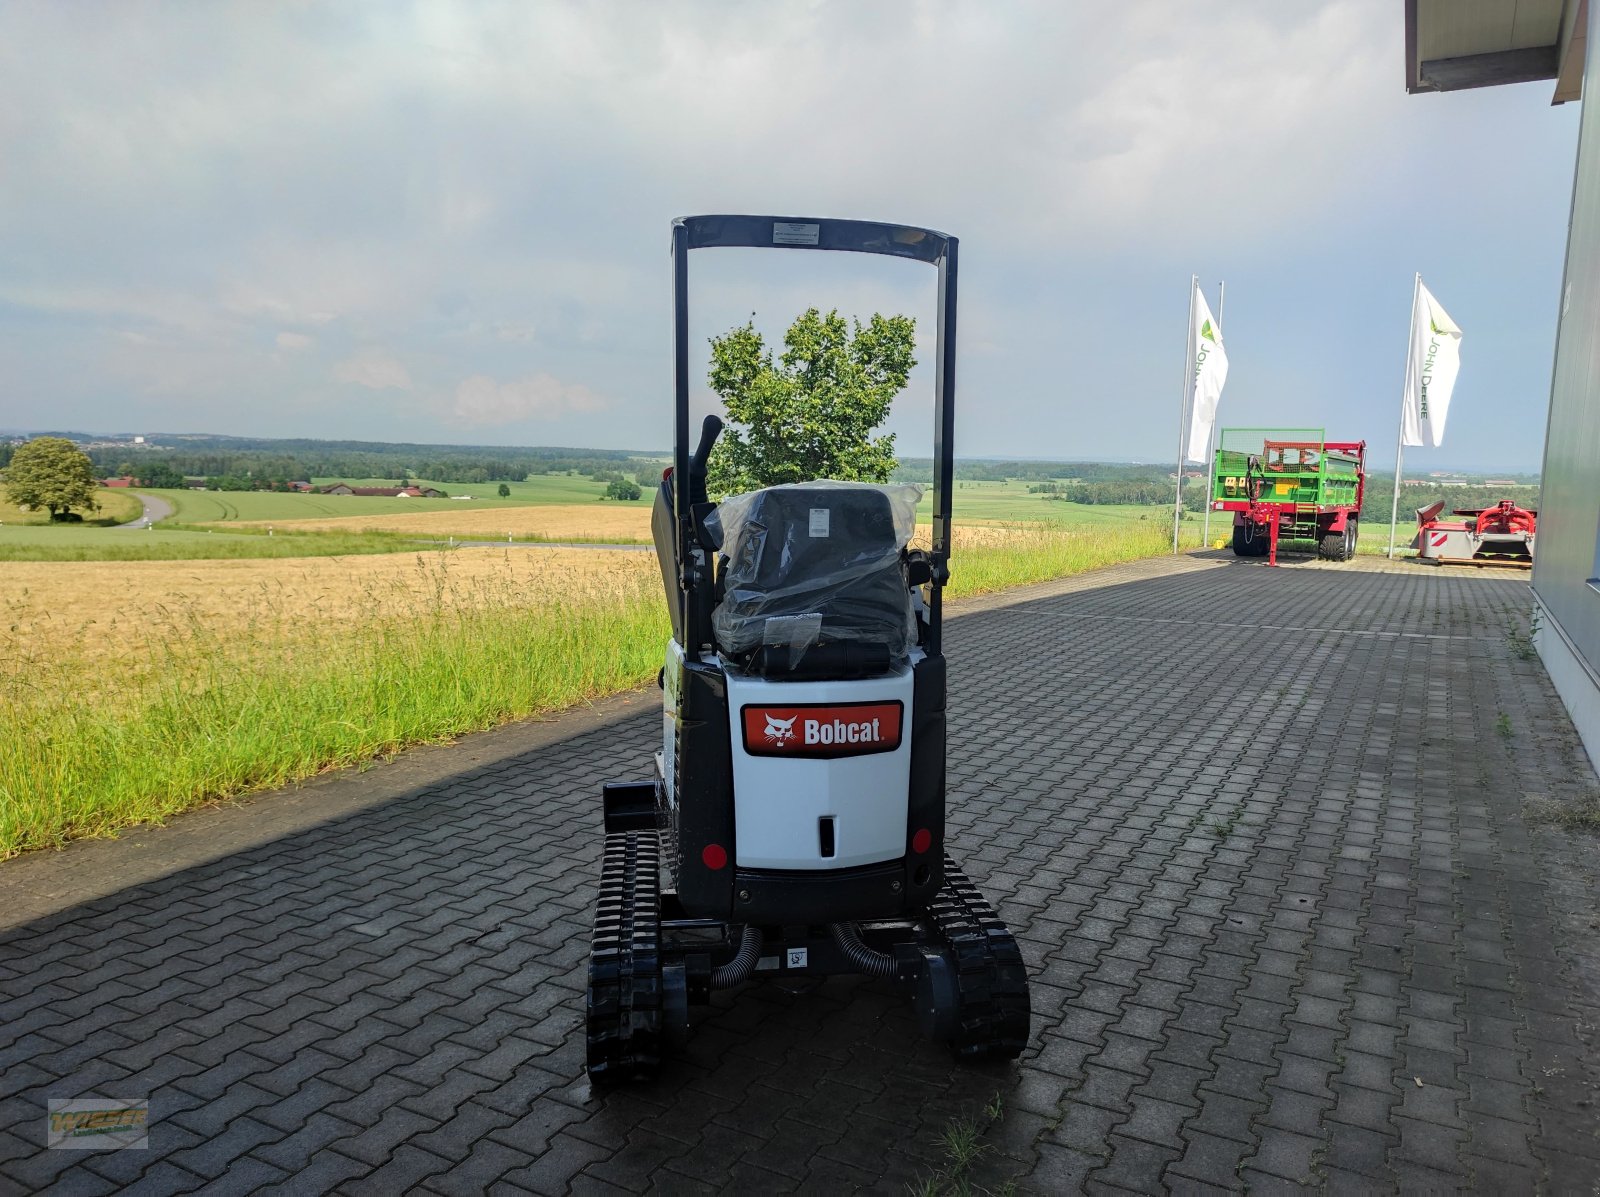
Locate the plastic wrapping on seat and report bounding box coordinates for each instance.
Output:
[705,481,923,668]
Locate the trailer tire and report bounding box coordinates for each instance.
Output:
[1232,525,1268,557]
[1320,528,1352,562]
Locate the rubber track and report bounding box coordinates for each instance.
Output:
[586,831,663,1082]
[924,854,1031,1058]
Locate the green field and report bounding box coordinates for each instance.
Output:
[0,476,1209,561]
[0,524,421,562]
[132,475,1189,532]
[146,474,619,524]
[0,489,143,527]
[904,478,1187,527]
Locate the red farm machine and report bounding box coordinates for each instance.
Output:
[1212,429,1366,567]
[1413,498,1537,568]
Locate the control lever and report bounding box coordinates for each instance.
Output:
[688,414,723,505]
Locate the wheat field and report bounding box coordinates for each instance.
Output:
[1,520,1187,857]
[220,502,656,541]
[3,547,656,669]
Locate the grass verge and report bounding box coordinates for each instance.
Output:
[2,520,1184,858]
[1,561,668,857]
[0,490,144,527]
[0,524,430,562]
[1523,794,1600,834]
[946,521,1191,597]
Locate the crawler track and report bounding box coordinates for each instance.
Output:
[586,831,664,1083]
[925,855,1031,1058]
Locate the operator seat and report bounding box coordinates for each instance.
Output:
[709,484,917,680]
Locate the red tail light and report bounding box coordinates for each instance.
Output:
[701,843,728,870]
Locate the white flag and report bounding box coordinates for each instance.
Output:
[1401,282,1463,447]
[1185,281,1229,462]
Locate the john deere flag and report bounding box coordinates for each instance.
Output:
[1401,282,1463,447]
[1184,281,1229,461]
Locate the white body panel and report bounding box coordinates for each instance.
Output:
[1415,525,1535,562]
[724,662,914,870]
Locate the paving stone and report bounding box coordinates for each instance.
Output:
[1168,1128,1253,1189]
[1117,1096,1192,1148]
[503,1131,614,1195]
[1244,1126,1322,1184]
[2,556,1599,1196]
[1322,1120,1396,1181]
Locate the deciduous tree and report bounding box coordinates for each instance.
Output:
[3,437,100,519]
[706,308,915,495]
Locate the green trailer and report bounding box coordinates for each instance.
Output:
[1210,428,1367,566]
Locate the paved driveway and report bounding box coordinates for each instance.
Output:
[2,554,1597,1194]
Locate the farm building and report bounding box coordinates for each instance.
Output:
[100,476,136,488]
[319,484,445,498]
[1405,0,1600,760]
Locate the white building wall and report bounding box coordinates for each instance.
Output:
[1533,37,1600,765]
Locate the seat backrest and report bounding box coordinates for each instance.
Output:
[710,484,915,670]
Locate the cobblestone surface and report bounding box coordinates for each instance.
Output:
[3,553,1599,1194]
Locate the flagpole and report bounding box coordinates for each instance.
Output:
[1202,281,1225,548]
[1387,272,1422,559]
[1173,275,1197,554]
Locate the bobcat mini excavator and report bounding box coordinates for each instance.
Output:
[586,215,1030,1082]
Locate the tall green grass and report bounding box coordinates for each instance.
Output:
[947,521,1196,597]
[1,520,1183,858]
[1,563,668,856]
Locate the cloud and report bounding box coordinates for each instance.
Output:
[451,372,608,426]
[0,1,1577,465]
[493,321,538,343]
[333,349,411,391]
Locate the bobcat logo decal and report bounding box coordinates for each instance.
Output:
[742,702,904,759]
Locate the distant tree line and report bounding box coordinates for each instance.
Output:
[1031,479,1182,506]
[891,458,1175,485]
[13,433,1541,519]
[1358,478,1543,525]
[77,440,661,488]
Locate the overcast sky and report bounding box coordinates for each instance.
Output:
[0,2,1580,469]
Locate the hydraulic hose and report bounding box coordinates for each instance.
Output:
[711,926,763,989]
[829,921,898,980]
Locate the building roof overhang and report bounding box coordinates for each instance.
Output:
[1405,0,1587,103]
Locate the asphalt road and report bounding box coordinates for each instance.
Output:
[117,492,174,528]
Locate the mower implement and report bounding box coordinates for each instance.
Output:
[583,215,1031,1084]
[1413,498,1537,568]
